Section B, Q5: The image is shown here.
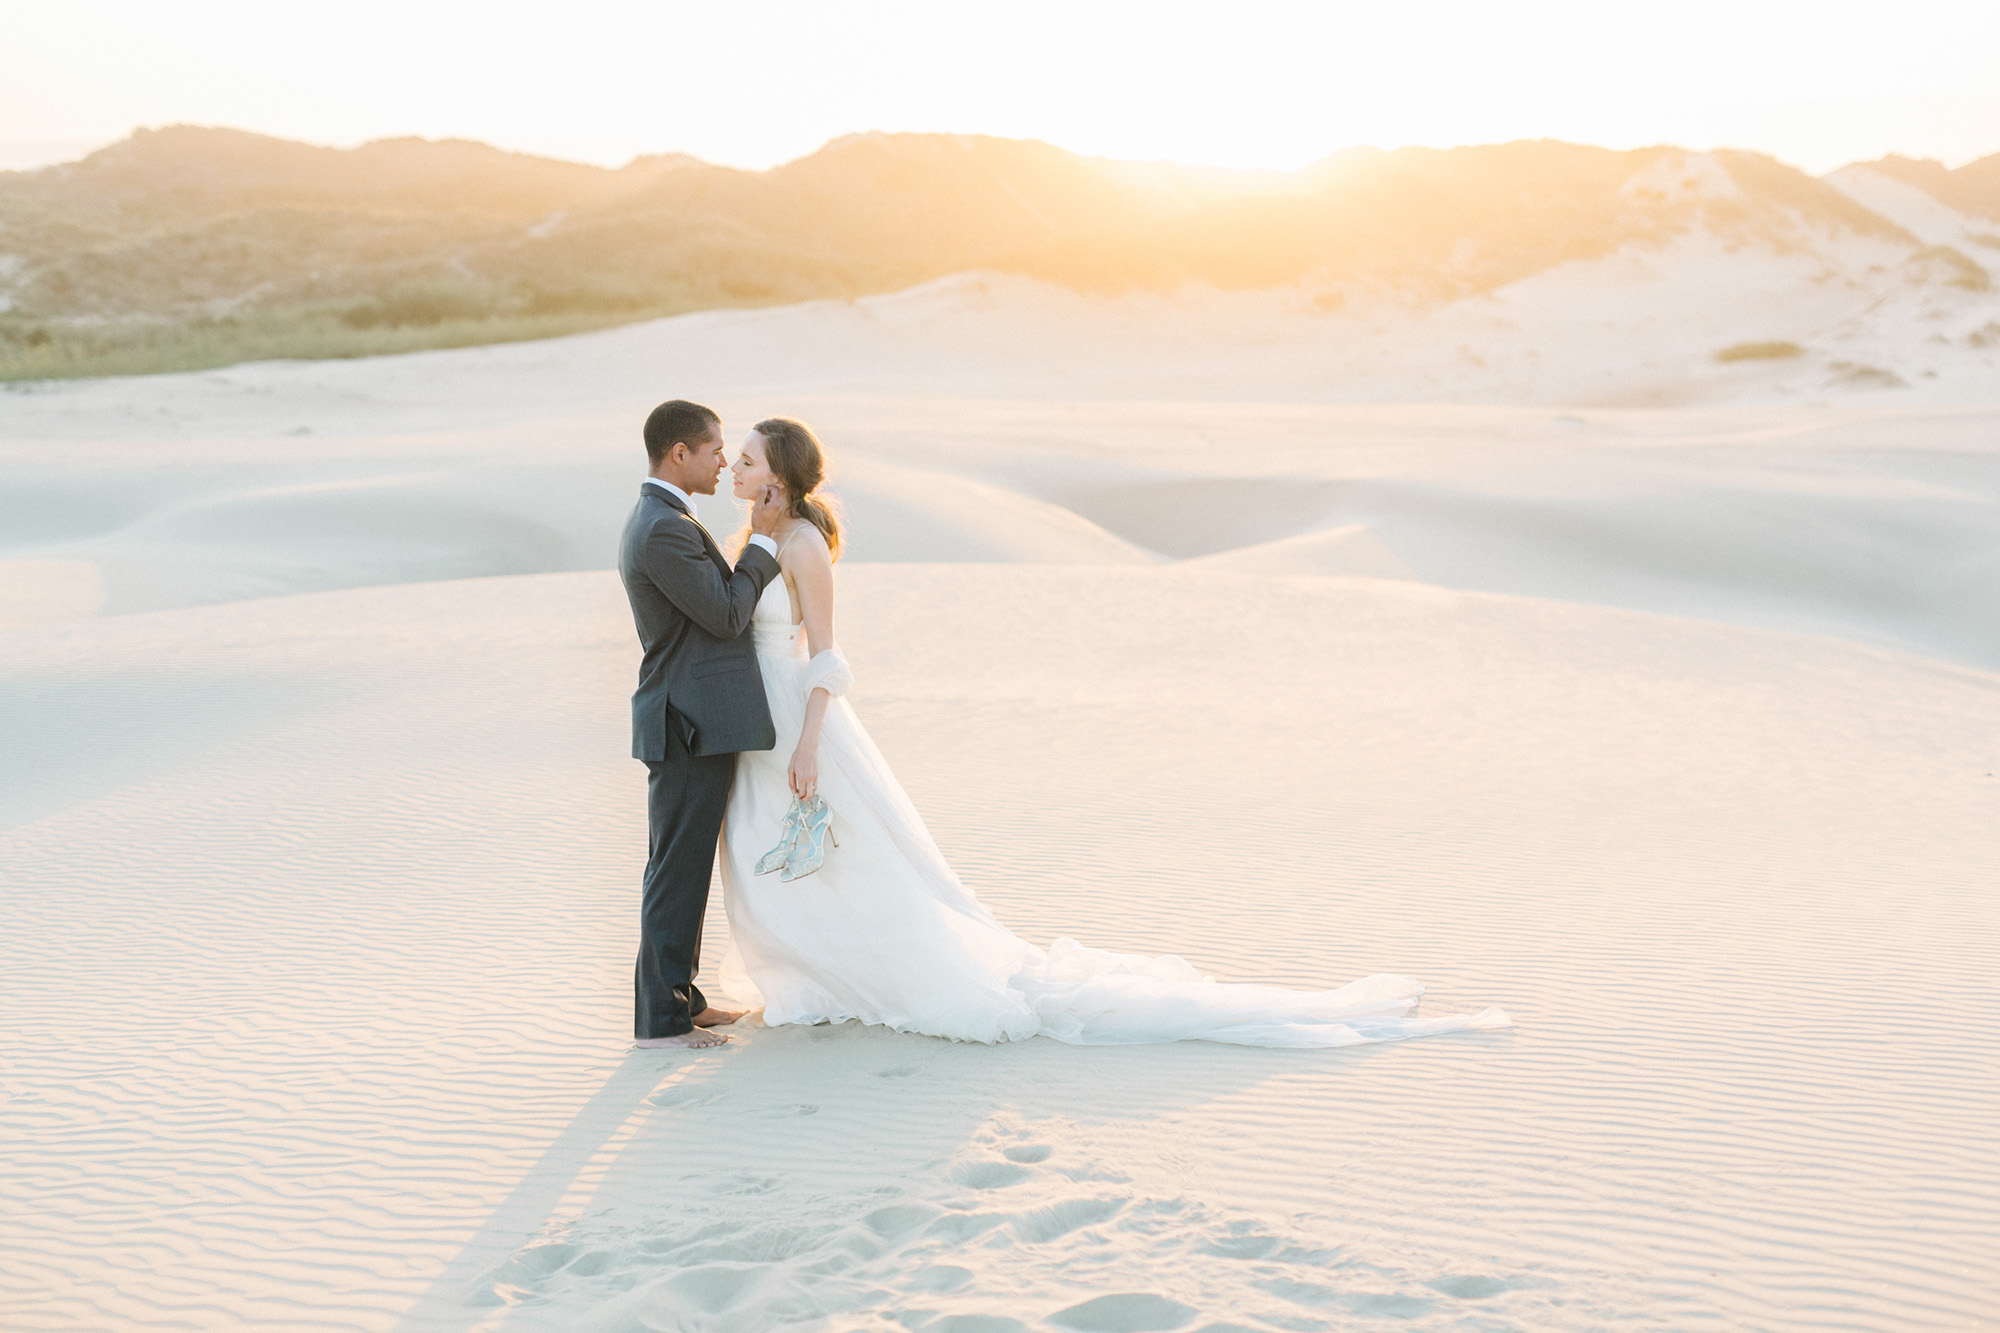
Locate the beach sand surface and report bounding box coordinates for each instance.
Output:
[3,275,1998,1331]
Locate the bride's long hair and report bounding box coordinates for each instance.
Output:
[749,417,844,561]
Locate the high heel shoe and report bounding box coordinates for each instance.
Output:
[780,795,837,881]
[754,800,807,876]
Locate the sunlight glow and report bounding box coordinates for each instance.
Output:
[4,0,1999,172]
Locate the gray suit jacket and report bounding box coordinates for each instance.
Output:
[619,484,782,760]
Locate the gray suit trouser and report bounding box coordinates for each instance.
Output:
[636,724,736,1039]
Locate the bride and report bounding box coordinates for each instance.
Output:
[715,418,1508,1047]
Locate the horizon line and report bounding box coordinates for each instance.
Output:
[6,123,2000,181]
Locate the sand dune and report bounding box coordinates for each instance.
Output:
[6,378,1994,669]
[3,279,1998,1330]
[3,568,1995,1331]
[1828,162,2000,262]
[15,130,1980,383]
[5,165,2000,444]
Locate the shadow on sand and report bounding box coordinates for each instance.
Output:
[392,1018,1508,1332]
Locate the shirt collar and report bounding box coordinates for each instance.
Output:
[643,477,695,512]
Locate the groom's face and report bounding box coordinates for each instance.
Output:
[677,427,728,494]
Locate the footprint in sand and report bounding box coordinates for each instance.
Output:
[951,1159,1033,1189]
[1426,1274,1515,1299]
[908,1263,975,1293]
[1047,1292,1198,1331]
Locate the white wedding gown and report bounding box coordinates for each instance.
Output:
[717,576,1510,1047]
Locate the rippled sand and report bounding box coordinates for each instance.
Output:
[3,291,1998,1330]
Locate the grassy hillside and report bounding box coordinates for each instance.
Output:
[0,125,1940,381]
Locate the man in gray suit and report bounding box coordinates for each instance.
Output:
[620,400,786,1050]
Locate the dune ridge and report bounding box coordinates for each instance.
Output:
[3,125,1996,380]
[5,333,1996,671]
[3,261,1998,1329]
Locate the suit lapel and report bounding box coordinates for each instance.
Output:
[645,483,731,576]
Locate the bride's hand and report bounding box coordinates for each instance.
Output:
[788,743,818,800]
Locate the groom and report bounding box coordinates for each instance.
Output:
[620,399,786,1050]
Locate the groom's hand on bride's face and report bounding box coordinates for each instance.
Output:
[749,484,786,537]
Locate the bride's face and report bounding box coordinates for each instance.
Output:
[730,432,778,500]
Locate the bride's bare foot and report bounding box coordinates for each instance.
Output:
[635,1029,729,1050]
[691,1006,745,1028]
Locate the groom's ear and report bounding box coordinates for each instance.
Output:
[671,429,718,460]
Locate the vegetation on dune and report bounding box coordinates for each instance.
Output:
[1828,360,1909,388]
[0,304,693,382]
[1910,244,1994,292]
[1859,151,2000,223]
[1716,341,1806,362]
[0,124,1959,381]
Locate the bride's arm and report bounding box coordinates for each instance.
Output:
[786,531,843,799]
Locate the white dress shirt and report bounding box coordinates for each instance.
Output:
[645,478,777,557]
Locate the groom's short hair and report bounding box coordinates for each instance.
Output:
[643,400,721,464]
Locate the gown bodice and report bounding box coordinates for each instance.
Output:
[750,576,806,658]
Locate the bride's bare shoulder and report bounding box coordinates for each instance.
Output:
[779,522,834,569]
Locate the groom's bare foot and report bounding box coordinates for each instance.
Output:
[635,1029,729,1050]
[692,1006,745,1028]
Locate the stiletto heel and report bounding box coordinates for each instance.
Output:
[780,796,836,881]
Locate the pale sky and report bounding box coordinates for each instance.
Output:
[4,0,1998,175]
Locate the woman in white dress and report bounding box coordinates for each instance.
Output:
[716,418,1509,1048]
